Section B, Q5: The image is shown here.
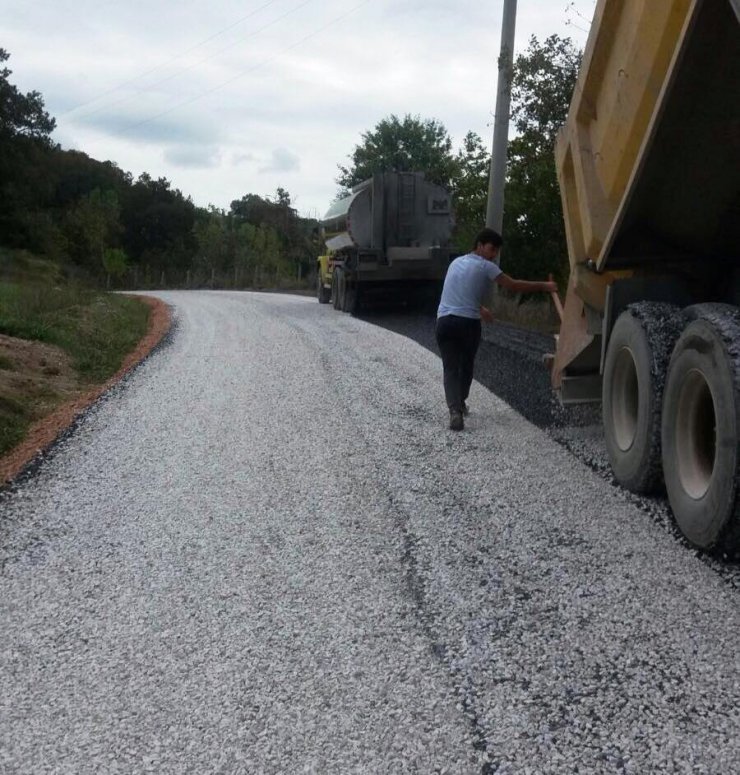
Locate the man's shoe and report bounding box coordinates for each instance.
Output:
[462,401,469,417]
[449,410,464,431]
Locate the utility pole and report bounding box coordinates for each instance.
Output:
[486,0,518,234]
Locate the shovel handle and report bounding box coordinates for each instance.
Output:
[548,273,564,321]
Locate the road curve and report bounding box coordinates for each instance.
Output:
[1,291,738,774]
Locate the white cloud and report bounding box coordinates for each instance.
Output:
[164,145,222,169]
[3,0,596,216]
[259,147,300,174]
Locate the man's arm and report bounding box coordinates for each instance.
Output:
[496,273,557,294]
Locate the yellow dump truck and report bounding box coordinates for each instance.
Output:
[552,0,740,551]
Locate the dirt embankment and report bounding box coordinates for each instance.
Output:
[0,296,171,485]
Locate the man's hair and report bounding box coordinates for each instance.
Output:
[473,228,503,248]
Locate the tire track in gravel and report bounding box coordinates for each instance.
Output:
[307,305,739,772]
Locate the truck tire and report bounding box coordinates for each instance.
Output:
[336,269,348,311]
[661,304,740,553]
[603,302,684,493]
[342,276,361,314]
[331,268,342,310]
[316,272,331,304]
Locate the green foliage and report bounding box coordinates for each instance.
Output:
[510,35,581,147]
[229,189,316,284]
[0,49,55,141]
[502,35,581,282]
[64,188,122,269]
[0,278,149,381]
[65,294,149,380]
[120,173,197,273]
[0,259,150,454]
[337,114,456,192]
[102,247,128,278]
[0,49,350,291]
[0,50,59,251]
[450,131,491,252]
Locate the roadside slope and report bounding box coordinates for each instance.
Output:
[0,295,171,485]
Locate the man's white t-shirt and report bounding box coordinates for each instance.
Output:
[437,253,502,319]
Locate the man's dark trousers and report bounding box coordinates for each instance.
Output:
[435,314,482,412]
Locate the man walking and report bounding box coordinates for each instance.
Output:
[436,228,557,431]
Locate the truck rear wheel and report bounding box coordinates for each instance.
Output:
[342,276,361,314]
[317,272,331,304]
[661,304,740,553]
[331,268,342,310]
[603,303,684,493]
[336,269,347,311]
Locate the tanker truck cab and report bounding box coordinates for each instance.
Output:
[552,0,740,553]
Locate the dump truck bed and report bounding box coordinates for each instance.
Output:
[557,0,740,281]
[552,0,740,401]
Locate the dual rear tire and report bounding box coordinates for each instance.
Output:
[603,302,740,553]
[330,268,360,314]
[317,272,331,304]
[661,305,740,552]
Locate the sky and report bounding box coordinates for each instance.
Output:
[3,0,597,219]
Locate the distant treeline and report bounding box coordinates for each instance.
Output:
[2,32,582,290]
[0,49,317,290]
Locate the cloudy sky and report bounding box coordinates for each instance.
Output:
[3,0,596,218]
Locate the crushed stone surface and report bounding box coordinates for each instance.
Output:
[1,291,739,774]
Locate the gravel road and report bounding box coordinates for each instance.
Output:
[1,291,739,774]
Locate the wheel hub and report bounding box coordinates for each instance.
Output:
[612,347,640,452]
[675,368,716,499]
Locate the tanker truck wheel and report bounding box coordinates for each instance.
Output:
[602,303,684,493]
[317,272,331,304]
[336,269,348,312]
[331,268,342,310]
[661,304,740,553]
[342,277,361,315]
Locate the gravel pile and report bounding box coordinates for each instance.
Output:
[1,291,738,773]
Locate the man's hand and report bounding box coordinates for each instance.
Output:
[480,306,494,323]
[542,280,558,294]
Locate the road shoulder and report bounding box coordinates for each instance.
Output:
[0,294,171,486]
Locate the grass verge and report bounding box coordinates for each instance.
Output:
[0,251,150,456]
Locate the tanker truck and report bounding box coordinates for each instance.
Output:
[316,172,455,313]
[551,0,740,552]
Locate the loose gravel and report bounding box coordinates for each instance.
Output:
[370,309,740,581]
[1,291,738,774]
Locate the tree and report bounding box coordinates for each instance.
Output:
[102,247,128,287]
[0,49,55,141]
[64,188,122,271]
[120,173,197,272]
[194,208,231,284]
[337,114,456,192]
[0,49,58,248]
[450,131,491,252]
[230,188,315,283]
[502,35,581,282]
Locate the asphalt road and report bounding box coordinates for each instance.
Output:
[1,291,738,774]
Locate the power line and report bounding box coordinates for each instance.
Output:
[109,0,371,139]
[70,0,315,125]
[61,0,282,116]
